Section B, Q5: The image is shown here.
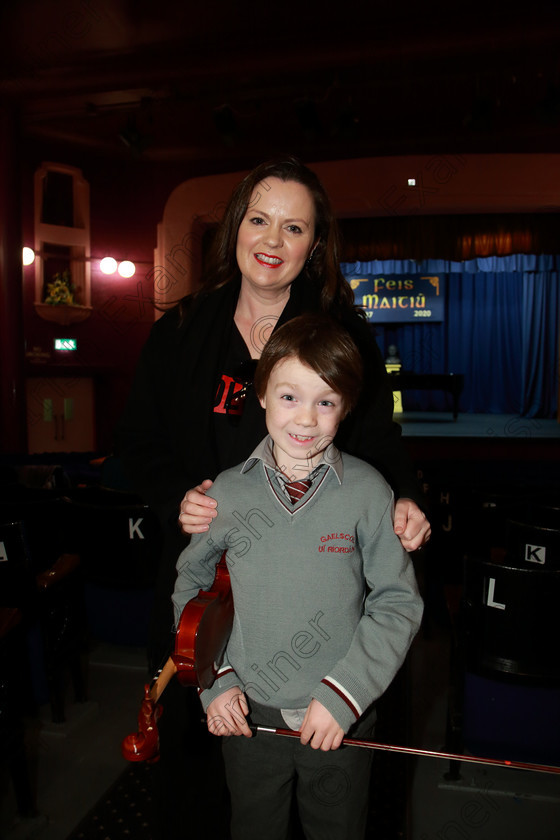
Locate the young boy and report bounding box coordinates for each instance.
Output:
[172,314,423,840]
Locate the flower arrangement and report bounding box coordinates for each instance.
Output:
[44,270,75,305]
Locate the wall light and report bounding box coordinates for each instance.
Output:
[99,256,137,277]
[23,247,35,265]
[118,260,136,278]
[100,257,118,274]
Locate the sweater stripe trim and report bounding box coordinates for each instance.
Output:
[199,664,235,695]
[264,466,330,515]
[321,677,362,719]
[216,665,235,678]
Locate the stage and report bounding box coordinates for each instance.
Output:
[395,411,560,440]
[393,411,559,498]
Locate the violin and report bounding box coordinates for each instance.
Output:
[121,552,233,762]
[122,554,560,776]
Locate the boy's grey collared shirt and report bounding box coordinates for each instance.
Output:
[242,435,343,507]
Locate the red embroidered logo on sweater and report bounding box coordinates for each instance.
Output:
[317,533,355,554]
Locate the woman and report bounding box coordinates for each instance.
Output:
[119,153,430,650]
[182,168,428,527]
[116,156,429,837]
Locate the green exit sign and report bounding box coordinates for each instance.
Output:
[54,338,77,351]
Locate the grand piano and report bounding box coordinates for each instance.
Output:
[388,372,464,420]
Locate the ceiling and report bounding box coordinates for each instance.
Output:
[1,0,559,172]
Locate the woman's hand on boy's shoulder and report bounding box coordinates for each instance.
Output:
[300,699,344,751]
[394,498,431,552]
[179,479,218,534]
[206,687,252,738]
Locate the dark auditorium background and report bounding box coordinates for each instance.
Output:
[1,2,559,839]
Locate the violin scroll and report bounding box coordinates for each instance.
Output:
[121,684,163,762]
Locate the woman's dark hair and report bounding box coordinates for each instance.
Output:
[254,314,363,415]
[201,156,355,312]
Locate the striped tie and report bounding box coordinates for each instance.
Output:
[285,479,312,505]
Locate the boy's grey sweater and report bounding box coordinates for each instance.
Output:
[172,438,423,733]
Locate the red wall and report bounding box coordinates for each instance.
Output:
[21,154,189,453]
[19,150,560,454]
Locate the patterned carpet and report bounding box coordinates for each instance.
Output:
[65,669,411,840]
[66,763,158,840]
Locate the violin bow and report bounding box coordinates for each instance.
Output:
[251,726,560,776]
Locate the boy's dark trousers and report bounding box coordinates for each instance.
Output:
[222,699,376,840]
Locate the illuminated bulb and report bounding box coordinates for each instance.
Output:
[100,257,118,274]
[23,247,35,266]
[407,178,416,186]
[118,260,136,278]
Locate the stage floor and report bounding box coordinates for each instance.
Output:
[395,412,560,440]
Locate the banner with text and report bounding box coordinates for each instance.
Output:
[346,274,445,322]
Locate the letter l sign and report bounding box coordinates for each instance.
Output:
[486,577,506,610]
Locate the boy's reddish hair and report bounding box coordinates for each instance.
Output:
[254,314,363,414]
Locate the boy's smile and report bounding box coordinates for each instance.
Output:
[259,356,346,480]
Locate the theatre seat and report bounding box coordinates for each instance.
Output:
[0,502,87,724]
[0,520,34,609]
[0,607,37,820]
[0,525,36,816]
[444,501,560,771]
[68,488,162,645]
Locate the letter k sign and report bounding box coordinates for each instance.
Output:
[525,544,545,564]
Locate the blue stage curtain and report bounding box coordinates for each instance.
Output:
[521,273,559,418]
[341,256,559,418]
